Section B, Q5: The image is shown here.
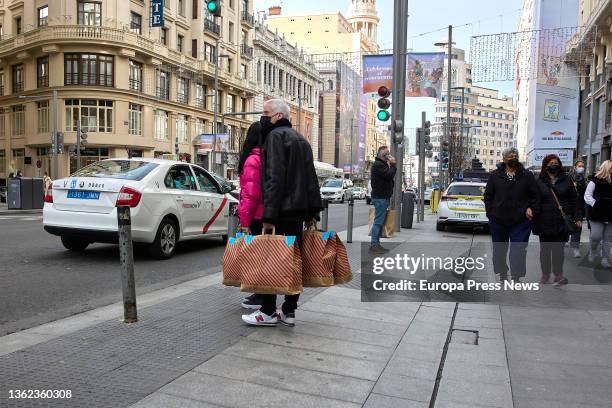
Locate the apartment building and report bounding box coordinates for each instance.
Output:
[0,0,255,181]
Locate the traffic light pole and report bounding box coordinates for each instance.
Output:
[419,112,427,222]
[444,25,452,188]
[76,120,81,172]
[390,0,408,232]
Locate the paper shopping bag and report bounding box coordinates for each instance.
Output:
[332,234,352,284]
[222,233,245,287]
[239,233,303,295]
[368,208,395,238]
[302,228,336,287]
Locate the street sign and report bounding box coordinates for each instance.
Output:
[36,160,42,169]
[151,0,164,27]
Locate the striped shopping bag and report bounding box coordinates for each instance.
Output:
[222,233,245,287]
[239,232,303,295]
[302,228,336,287]
[332,234,352,285]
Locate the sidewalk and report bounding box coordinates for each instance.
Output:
[0,203,43,215]
[1,216,612,407]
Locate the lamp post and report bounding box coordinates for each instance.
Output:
[435,25,454,188]
[19,90,59,179]
[212,49,231,174]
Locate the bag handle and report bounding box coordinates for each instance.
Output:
[306,220,318,230]
[262,226,276,236]
[549,187,566,218]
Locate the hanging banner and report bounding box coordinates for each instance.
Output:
[195,134,229,154]
[151,0,165,28]
[362,53,445,98]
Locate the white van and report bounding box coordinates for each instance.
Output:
[320,178,353,203]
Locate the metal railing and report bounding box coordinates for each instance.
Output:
[241,44,253,59]
[204,20,220,36]
[12,82,24,93]
[64,73,113,87]
[241,11,255,26]
[156,87,169,100]
[129,78,142,92]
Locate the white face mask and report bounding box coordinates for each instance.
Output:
[576,167,585,174]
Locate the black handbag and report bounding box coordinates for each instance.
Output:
[549,188,581,235]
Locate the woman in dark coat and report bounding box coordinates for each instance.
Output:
[533,154,579,285]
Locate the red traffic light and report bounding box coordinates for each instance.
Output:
[377,86,391,98]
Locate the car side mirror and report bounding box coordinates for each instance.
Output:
[221,184,232,194]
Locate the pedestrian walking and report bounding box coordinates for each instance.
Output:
[584,160,612,268]
[43,172,53,194]
[568,160,587,257]
[533,155,578,285]
[369,146,396,254]
[241,99,322,327]
[484,148,540,282]
[15,170,22,178]
[236,121,265,310]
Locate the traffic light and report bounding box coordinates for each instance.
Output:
[206,0,221,17]
[376,86,391,122]
[441,140,450,170]
[57,132,64,154]
[78,126,88,151]
[423,121,433,158]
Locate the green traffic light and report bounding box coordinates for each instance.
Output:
[377,110,390,121]
[207,1,218,12]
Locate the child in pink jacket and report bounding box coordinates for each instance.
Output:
[237,121,264,309]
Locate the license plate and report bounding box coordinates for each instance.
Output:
[67,190,100,200]
[456,212,479,219]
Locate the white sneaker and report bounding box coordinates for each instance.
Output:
[602,257,611,269]
[276,310,295,327]
[241,310,278,326]
[573,248,581,258]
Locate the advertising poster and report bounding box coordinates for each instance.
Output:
[195,134,229,154]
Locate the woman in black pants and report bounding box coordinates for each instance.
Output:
[533,154,579,285]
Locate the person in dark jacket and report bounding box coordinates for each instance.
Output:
[242,98,323,327]
[533,155,579,285]
[584,160,612,268]
[369,146,397,254]
[568,160,587,258]
[484,147,540,282]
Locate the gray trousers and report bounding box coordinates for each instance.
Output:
[589,221,612,256]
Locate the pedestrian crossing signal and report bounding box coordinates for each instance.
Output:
[206,0,221,16]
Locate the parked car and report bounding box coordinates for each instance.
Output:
[43,158,238,259]
[320,178,353,203]
[351,187,366,200]
[436,180,488,231]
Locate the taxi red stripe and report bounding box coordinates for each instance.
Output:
[203,196,228,233]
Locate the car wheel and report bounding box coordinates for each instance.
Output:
[150,218,178,260]
[60,236,89,252]
[436,222,445,232]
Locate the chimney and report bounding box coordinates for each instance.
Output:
[268,6,282,16]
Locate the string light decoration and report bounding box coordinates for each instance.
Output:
[470,26,597,83]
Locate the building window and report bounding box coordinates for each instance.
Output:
[226,94,235,113]
[0,70,4,96]
[129,60,142,91]
[37,57,49,88]
[130,12,142,34]
[154,110,168,140]
[0,113,5,137]
[12,106,25,136]
[240,63,247,79]
[241,97,247,112]
[77,1,102,26]
[195,83,206,109]
[0,150,5,171]
[129,103,142,136]
[64,54,114,87]
[195,118,206,136]
[65,99,113,132]
[178,0,185,17]
[177,34,184,52]
[38,6,49,27]
[37,101,49,133]
[192,39,198,58]
[176,114,188,143]
[160,28,168,45]
[12,64,24,93]
[12,148,25,171]
[228,22,234,43]
[15,17,21,35]
[204,42,217,63]
[227,58,233,73]
[177,77,189,104]
[156,69,170,99]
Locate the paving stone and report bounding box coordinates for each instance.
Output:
[223,339,387,381]
[394,341,445,363]
[300,301,415,325]
[512,377,612,407]
[508,359,612,389]
[514,397,610,408]
[289,321,400,348]
[383,355,440,379]
[296,309,406,335]
[441,359,510,385]
[160,372,361,408]
[363,393,428,408]
[444,342,508,367]
[453,316,503,329]
[129,392,224,408]
[436,378,513,408]
[371,371,434,402]
[194,353,373,404]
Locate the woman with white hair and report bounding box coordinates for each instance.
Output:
[584,160,612,268]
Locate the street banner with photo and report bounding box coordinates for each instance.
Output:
[195,133,229,154]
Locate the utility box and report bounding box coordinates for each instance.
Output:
[7,178,44,210]
[401,192,414,229]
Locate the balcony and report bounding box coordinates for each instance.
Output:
[204,20,220,37]
[12,81,24,93]
[241,11,255,27]
[241,44,254,59]
[156,87,169,100]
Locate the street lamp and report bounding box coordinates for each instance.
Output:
[19,90,59,180]
[435,27,455,188]
[212,52,230,174]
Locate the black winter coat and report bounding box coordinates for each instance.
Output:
[261,119,323,224]
[569,171,587,219]
[533,172,578,237]
[483,163,540,227]
[370,157,397,199]
[587,176,612,223]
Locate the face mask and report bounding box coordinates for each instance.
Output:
[383,153,390,160]
[547,164,560,174]
[507,158,519,168]
[575,167,585,174]
[259,115,272,129]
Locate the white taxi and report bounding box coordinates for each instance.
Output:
[436,180,488,231]
[43,158,238,259]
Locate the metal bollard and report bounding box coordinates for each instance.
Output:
[227,202,239,238]
[347,196,354,243]
[117,206,137,323]
[321,198,329,231]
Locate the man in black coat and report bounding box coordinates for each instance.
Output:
[241,98,322,327]
[484,148,540,282]
[369,146,397,254]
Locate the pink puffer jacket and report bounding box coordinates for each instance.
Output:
[237,148,263,228]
